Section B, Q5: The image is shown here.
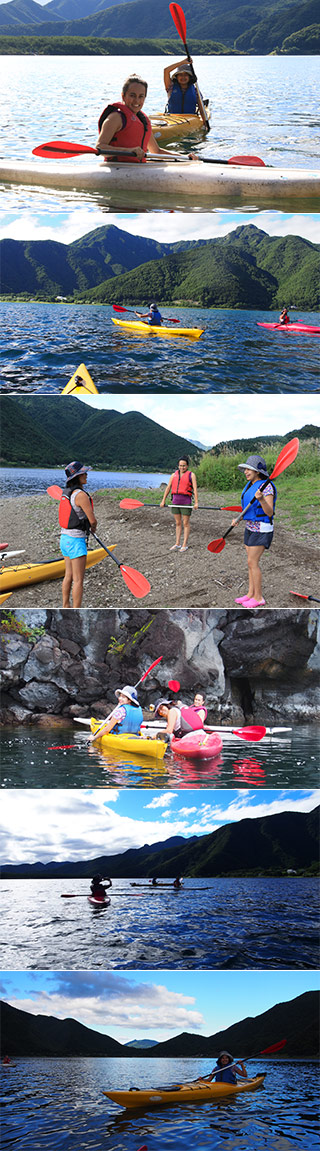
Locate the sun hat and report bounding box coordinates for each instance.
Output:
[174,63,196,78]
[154,698,174,716]
[65,461,92,481]
[238,455,269,477]
[217,1051,233,1064]
[115,685,139,706]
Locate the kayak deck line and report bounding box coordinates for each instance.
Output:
[0,159,319,210]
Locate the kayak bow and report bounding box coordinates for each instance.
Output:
[90,718,166,759]
[61,362,99,395]
[0,547,114,593]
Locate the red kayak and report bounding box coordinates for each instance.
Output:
[87,895,111,908]
[171,731,223,759]
[257,321,320,334]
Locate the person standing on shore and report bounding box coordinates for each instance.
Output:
[59,462,97,609]
[161,456,198,552]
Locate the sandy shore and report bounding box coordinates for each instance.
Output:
[0,488,318,610]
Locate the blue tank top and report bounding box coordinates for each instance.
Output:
[114,703,143,734]
[167,82,198,114]
[241,479,277,523]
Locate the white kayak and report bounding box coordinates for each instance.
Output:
[0,158,319,209]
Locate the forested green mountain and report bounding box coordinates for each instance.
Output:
[0,0,317,51]
[2,991,318,1057]
[2,225,319,309]
[0,396,199,469]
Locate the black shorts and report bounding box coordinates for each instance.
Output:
[244,529,273,550]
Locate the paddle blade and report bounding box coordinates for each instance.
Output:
[260,1039,287,1055]
[233,726,267,742]
[119,499,144,509]
[222,505,242,511]
[119,564,151,598]
[207,538,226,553]
[289,590,309,600]
[47,484,63,499]
[138,657,163,683]
[271,436,299,479]
[48,745,76,750]
[169,2,186,41]
[229,155,265,167]
[168,679,180,692]
[113,304,128,312]
[33,140,96,159]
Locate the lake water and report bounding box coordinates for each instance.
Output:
[0,55,319,214]
[0,467,169,498]
[1,302,319,393]
[0,878,318,970]
[1,1056,319,1151]
[1,725,319,790]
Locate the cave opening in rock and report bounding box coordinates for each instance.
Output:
[232,676,255,719]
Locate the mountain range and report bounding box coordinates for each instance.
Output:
[1,225,319,310]
[1,807,318,877]
[0,0,318,54]
[1,991,318,1057]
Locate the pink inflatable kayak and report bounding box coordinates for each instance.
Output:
[257,322,320,334]
[171,731,223,759]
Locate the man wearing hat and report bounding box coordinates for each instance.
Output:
[164,57,199,114]
[59,461,97,608]
[233,455,277,608]
[90,686,144,741]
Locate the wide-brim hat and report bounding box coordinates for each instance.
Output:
[115,685,139,706]
[238,454,269,478]
[65,460,92,481]
[154,698,174,716]
[217,1050,233,1064]
[174,63,195,78]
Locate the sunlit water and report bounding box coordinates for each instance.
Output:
[1,725,319,789]
[1,1057,320,1150]
[1,303,319,393]
[0,56,319,213]
[0,878,318,969]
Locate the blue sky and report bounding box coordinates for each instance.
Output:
[1,789,318,864]
[0,969,318,1043]
[75,394,320,447]
[1,207,319,246]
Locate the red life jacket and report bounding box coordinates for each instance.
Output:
[98,103,152,163]
[180,706,203,732]
[59,486,94,533]
[171,469,193,497]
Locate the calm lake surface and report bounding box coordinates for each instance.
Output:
[1,1057,319,1151]
[0,467,169,498]
[1,56,319,214]
[1,725,319,790]
[1,878,318,970]
[1,302,319,393]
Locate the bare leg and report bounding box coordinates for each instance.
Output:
[71,555,87,608]
[245,544,266,601]
[173,513,182,546]
[62,556,73,607]
[181,514,191,549]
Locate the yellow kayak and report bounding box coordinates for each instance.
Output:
[104,1073,266,1109]
[61,363,98,396]
[0,592,12,605]
[150,111,209,144]
[112,318,204,340]
[0,546,115,593]
[90,718,166,759]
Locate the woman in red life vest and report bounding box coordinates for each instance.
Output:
[59,461,97,608]
[160,455,198,552]
[97,75,170,162]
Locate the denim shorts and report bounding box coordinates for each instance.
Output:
[244,529,273,550]
[60,534,87,559]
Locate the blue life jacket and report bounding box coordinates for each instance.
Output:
[148,309,162,325]
[167,81,198,114]
[114,703,143,734]
[241,479,277,524]
[215,1067,237,1084]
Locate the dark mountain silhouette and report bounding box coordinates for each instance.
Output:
[1,991,318,1057]
[1,808,318,877]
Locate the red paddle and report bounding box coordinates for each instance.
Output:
[168,679,181,692]
[32,139,265,167]
[289,590,320,603]
[113,304,179,323]
[169,3,210,132]
[208,438,299,553]
[46,486,150,599]
[119,499,242,511]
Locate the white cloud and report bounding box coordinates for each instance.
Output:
[1,209,319,246]
[145,793,177,809]
[6,980,203,1033]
